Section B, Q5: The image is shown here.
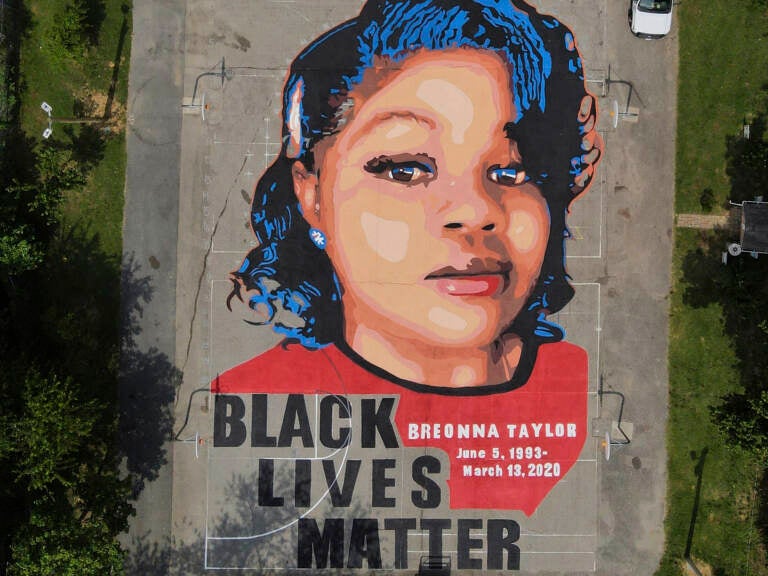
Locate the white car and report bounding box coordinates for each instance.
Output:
[630,0,673,39]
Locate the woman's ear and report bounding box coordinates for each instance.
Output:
[291,161,320,226]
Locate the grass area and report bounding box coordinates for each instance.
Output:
[63,134,128,257]
[658,231,766,576]
[660,0,768,574]
[20,0,131,257]
[675,0,768,213]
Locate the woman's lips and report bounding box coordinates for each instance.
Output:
[426,259,512,297]
[432,274,504,296]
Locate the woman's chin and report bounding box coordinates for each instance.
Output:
[346,291,521,351]
[417,319,505,350]
[416,302,515,348]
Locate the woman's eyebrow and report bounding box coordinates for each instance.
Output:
[347,110,435,147]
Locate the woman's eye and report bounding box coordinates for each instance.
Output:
[389,164,431,182]
[364,156,436,185]
[488,165,528,186]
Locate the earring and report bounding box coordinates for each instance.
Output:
[309,228,326,249]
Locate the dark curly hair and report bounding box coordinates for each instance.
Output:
[229,0,601,350]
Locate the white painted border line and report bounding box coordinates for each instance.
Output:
[567,156,606,260]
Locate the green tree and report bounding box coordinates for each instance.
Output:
[9,509,124,576]
[712,389,768,457]
[0,1,135,571]
[0,227,42,274]
[53,1,90,56]
[2,369,132,575]
[9,371,98,491]
[0,98,128,576]
[0,145,87,282]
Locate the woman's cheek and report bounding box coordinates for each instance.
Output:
[334,195,416,284]
[505,207,549,298]
[360,211,410,263]
[507,208,546,254]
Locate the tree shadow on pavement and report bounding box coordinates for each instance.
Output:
[123,462,375,575]
[118,255,179,496]
[124,467,297,575]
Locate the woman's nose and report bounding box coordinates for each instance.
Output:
[441,180,503,233]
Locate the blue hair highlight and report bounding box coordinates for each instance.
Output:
[354,0,551,122]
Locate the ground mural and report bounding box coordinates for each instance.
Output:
[208,0,602,570]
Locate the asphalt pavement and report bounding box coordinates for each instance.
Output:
[121,1,676,573]
[120,1,186,573]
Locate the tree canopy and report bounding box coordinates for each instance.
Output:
[0,1,136,573]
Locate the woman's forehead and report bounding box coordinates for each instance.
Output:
[339,49,516,149]
[355,47,512,100]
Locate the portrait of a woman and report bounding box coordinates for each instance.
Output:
[215,0,601,514]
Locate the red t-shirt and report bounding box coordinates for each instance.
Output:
[213,341,587,516]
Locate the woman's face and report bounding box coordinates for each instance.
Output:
[295,49,550,351]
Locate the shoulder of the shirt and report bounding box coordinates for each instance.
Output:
[216,340,586,382]
[537,340,586,360]
[215,342,332,382]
